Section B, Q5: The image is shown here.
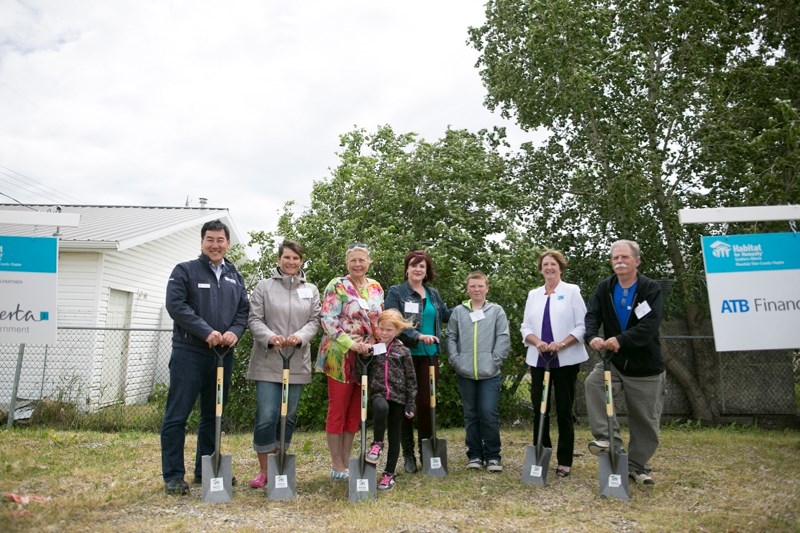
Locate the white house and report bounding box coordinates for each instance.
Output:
[0,204,245,410]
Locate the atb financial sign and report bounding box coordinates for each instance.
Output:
[702,232,800,351]
[0,236,58,344]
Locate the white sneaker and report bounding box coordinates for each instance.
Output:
[630,471,655,485]
[486,459,503,472]
[467,458,483,470]
[588,440,610,456]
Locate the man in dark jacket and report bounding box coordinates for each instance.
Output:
[584,239,665,485]
[160,219,249,495]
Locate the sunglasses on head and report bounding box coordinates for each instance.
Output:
[348,243,369,250]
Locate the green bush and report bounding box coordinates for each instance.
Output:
[295,373,329,430]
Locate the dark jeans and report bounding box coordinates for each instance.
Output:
[456,374,502,462]
[401,355,439,459]
[371,396,404,474]
[160,346,232,482]
[530,363,580,467]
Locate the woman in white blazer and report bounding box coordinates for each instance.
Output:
[520,249,589,477]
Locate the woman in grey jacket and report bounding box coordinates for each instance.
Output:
[446,271,510,472]
[245,240,321,488]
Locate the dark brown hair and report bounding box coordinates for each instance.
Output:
[403,250,435,283]
[278,239,304,260]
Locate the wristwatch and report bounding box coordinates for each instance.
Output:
[559,342,566,350]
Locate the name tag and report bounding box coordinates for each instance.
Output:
[372,343,387,355]
[469,309,485,322]
[557,295,565,301]
[198,283,211,289]
[297,287,313,299]
[404,301,420,314]
[357,298,369,310]
[634,300,652,319]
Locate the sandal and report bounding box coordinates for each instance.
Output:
[330,468,349,480]
[556,466,571,478]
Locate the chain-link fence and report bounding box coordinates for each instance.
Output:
[1,327,172,428]
[575,336,799,424]
[1,328,797,430]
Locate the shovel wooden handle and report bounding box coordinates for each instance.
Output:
[215,365,224,417]
[604,369,614,417]
[281,368,289,416]
[429,365,436,408]
[540,369,551,414]
[361,374,368,420]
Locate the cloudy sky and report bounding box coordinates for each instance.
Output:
[1,1,534,245]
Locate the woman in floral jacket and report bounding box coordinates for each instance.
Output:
[316,244,384,479]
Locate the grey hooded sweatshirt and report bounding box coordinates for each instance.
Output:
[446,300,510,380]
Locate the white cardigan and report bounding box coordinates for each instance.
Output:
[520,281,589,368]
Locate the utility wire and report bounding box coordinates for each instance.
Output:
[0,165,84,204]
[0,173,69,204]
[0,190,38,209]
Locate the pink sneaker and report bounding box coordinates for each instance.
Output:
[365,440,384,464]
[249,472,267,489]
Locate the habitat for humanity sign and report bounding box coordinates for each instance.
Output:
[702,232,800,351]
[0,236,58,345]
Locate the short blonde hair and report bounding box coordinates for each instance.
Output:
[378,308,414,330]
[465,271,488,286]
[345,244,371,261]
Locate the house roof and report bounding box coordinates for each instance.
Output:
[0,204,243,251]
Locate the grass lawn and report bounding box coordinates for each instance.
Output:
[1,424,798,532]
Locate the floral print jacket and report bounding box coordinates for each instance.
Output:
[316,275,384,383]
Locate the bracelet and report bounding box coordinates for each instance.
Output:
[559,342,566,350]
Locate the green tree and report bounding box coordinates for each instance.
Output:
[272,125,529,427]
[469,0,799,423]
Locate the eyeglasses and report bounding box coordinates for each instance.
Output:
[348,243,369,250]
[621,288,629,306]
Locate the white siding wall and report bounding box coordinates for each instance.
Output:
[93,227,201,405]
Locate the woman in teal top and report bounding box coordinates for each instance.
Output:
[384,250,451,473]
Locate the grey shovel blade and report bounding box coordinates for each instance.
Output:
[420,437,448,477]
[266,452,297,501]
[201,453,233,503]
[599,449,630,501]
[348,457,377,502]
[521,444,552,486]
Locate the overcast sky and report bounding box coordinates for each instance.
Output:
[1,1,534,245]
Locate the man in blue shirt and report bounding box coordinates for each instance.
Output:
[584,239,665,486]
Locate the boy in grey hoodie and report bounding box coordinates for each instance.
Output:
[446,271,510,472]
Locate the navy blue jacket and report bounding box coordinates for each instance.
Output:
[166,254,250,354]
[584,273,664,377]
[385,282,451,354]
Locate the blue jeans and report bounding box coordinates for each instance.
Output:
[456,374,502,462]
[160,346,232,482]
[253,380,304,452]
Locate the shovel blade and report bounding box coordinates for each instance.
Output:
[201,453,233,503]
[266,453,297,501]
[420,437,448,477]
[347,457,377,502]
[521,444,552,486]
[598,450,630,501]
